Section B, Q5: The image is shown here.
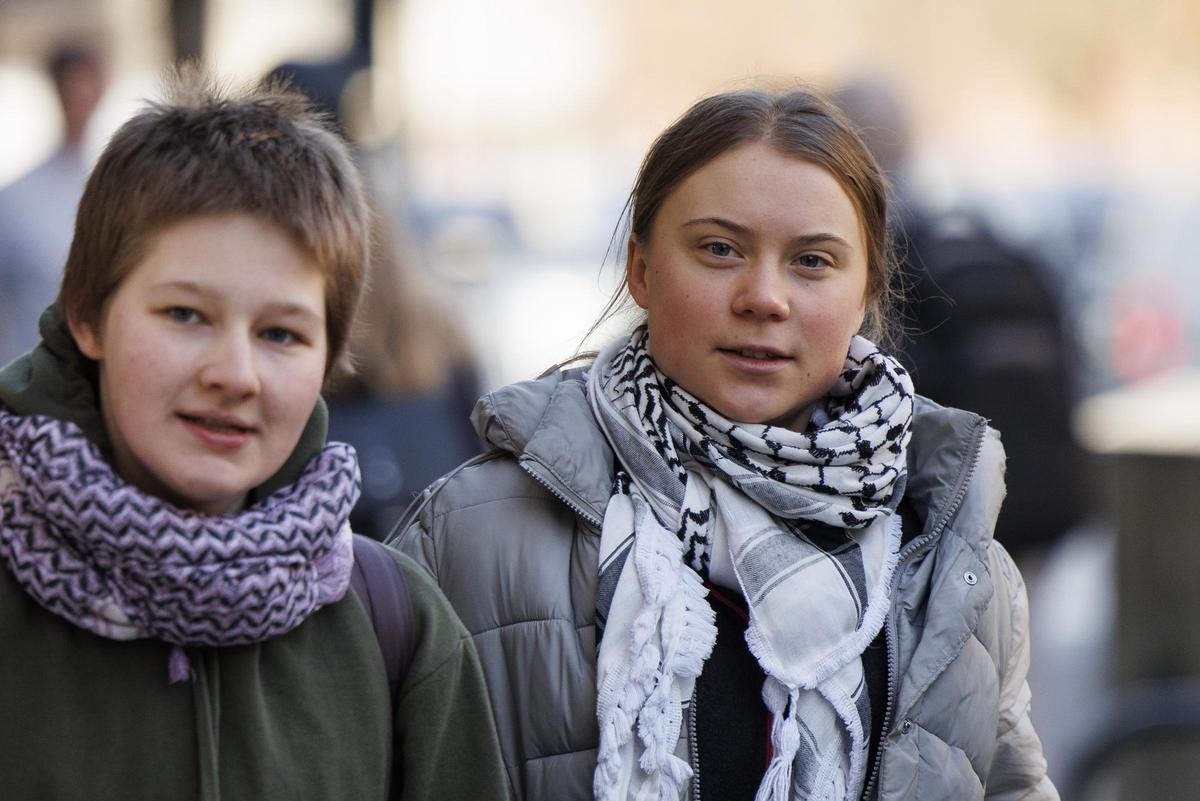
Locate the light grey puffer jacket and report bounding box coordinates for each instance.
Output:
[390,369,1059,801]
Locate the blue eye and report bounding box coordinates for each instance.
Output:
[262,327,299,345]
[797,254,829,270]
[706,242,734,258]
[166,307,199,323]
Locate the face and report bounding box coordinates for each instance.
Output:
[628,141,869,430]
[71,213,328,516]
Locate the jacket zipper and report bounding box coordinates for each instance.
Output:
[858,416,988,801]
[518,456,604,528]
[522,455,717,798]
[689,685,701,801]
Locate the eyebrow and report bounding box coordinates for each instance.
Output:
[151,281,324,323]
[681,217,853,249]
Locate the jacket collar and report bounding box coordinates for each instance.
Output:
[474,369,1003,548]
[904,396,1003,548]
[473,367,613,525]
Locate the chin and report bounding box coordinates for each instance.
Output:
[166,476,253,514]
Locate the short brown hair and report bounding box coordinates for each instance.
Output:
[595,85,899,349]
[58,67,369,377]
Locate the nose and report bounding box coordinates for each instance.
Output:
[199,330,261,398]
[732,262,790,321]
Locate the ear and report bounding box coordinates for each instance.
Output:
[626,235,650,310]
[67,313,104,361]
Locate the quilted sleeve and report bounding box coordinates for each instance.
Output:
[984,540,1061,801]
[390,553,511,801]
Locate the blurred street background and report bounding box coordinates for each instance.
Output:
[2,1,1200,797]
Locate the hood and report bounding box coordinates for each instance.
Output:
[472,367,613,524]
[905,395,1006,553]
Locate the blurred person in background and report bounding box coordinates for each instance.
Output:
[326,217,482,540]
[267,56,484,541]
[0,42,107,366]
[832,76,1084,567]
[392,85,1058,801]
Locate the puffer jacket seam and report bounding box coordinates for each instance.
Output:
[389,451,506,544]
[471,616,578,637]
[428,491,568,521]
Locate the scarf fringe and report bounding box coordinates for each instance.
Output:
[595,510,716,801]
[756,678,801,801]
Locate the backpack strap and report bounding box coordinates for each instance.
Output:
[349,534,415,701]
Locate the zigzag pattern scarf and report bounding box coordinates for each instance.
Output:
[588,326,914,801]
[0,409,358,683]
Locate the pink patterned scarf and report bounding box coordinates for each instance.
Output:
[0,409,358,683]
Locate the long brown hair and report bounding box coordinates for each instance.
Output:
[588,85,900,351]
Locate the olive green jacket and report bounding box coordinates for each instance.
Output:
[0,309,508,801]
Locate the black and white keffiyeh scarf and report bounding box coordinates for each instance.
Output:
[0,410,359,684]
[587,326,915,801]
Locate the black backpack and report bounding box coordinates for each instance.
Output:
[898,211,1084,557]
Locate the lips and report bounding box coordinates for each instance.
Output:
[716,345,794,375]
[179,413,257,451]
[179,413,255,434]
[719,346,792,361]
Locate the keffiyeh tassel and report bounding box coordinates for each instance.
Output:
[758,679,802,801]
[595,497,716,801]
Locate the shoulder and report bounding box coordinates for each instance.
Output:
[420,451,562,523]
[380,547,478,682]
[395,366,611,559]
[470,366,595,455]
[394,451,571,565]
[905,395,1005,551]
